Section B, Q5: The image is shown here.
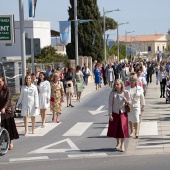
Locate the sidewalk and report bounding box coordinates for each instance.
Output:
[126,75,170,155]
[15,81,96,135]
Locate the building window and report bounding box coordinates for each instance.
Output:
[157,46,159,51]
[148,46,151,52]
[163,46,165,51]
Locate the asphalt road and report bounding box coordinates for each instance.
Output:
[1,86,129,164]
[1,77,170,169]
[1,154,170,170]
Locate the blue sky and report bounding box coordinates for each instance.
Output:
[1,0,170,40]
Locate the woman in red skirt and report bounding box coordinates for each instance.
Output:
[107,79,130,152]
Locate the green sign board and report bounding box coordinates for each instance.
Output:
[0,15,14,43]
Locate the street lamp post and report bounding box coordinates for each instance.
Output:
[117,21,128,62]
[19,0,26,85]
[125,30,135,59]
[103,8,120,62]
[74,0,78,66]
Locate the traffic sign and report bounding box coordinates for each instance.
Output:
[25,38,41,55]
[0,15,15,43]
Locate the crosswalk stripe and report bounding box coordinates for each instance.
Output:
[68,153,108,158]
[63,122,93,136]
[139,121,158,136]
[100,124,108,136]
[27,123,61,136]
[9,156,49,162]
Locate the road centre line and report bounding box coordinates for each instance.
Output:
[63,122,93,136]
[9,156,49,162]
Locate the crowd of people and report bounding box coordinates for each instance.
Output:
[106,60,170,152]
[1,60,170,152]
[0,64,91,150]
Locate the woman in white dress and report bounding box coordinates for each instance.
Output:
[106,64,114,88]
[37,72,51,127]
[17,75,39,135]
[125,75,145,138]
[74,65,84,102]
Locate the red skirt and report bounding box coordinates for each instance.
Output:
[107,112,129,138]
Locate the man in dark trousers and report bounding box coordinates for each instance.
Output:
[146,62,154,85]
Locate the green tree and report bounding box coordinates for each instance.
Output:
[26,45,68,64]
[103,17,117,31]
[66,0,104,62]
[40,45,56,58]
[109,43,126,61]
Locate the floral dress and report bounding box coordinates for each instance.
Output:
[50,81,64,113]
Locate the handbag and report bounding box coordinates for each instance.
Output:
[14,103,22,118]
[125,103,131,113]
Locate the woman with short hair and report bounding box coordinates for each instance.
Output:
[94,64,101,90]
[50,73,64,123]
[107,79,130,152]
[125,75,145,138]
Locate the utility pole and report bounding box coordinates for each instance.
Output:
[74,0,78,66]
[103,8,120,62]
[19,0,26,85]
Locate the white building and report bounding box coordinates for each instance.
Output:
[0,20,51,61]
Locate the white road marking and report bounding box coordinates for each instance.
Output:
[28,138,79,154]
[27,123,61,136]
[137,145,163,149]
[139,121,158,136]
[63,122,93,136]
[68,153,108,158]
[9,156,49,162]
[89,105,107,115]
[100,124,108,136]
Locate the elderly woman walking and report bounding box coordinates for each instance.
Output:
[125,75,145,138]
[107,79,130,152]
[50,73,64,123]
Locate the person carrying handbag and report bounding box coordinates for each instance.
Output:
[125,75,145,139]
[107,79,130,152]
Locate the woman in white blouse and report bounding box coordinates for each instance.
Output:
[158,66,168,98]
[125,75,145,138]
[74,65,84,102]
[107,79,130,152]
[17,75,39,135]
[106,64,114,88]
[37,72,51,127]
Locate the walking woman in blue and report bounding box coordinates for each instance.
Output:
[94,63,101,90]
